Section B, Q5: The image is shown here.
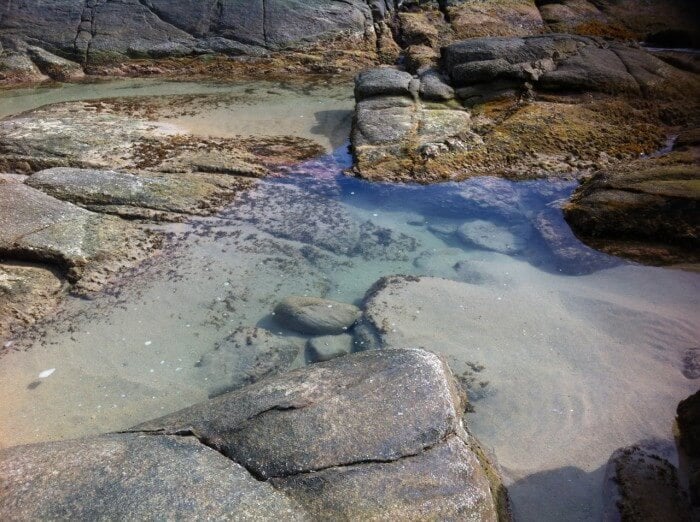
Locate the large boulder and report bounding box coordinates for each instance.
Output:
[132,348,504,519]
[274,296,361,335]
[0,348,506,520]
[0,432,306,520]
[443,34,691,97]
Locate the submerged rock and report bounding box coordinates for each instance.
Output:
[0,263,64,340]
[196,327,302,397]
[306,334,354,362]
[274,296,361,335]
[457,219,529,255]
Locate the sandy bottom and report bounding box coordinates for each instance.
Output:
[0,82,698,521]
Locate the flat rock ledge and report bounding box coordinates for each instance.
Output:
[0,348,508,521]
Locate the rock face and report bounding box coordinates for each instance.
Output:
[564,132,700,266]
[0,349,507,520]
[0,180,155,291]
[443,34,687,97]
[0,0,394,83]
[274,296,361,335]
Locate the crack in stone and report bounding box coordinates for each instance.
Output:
[125,427,459,483]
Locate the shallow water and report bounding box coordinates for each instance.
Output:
[0,81,698,521]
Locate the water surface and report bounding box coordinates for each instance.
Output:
[0,81,697,521]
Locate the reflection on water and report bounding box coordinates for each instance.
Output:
[0,84,698,521]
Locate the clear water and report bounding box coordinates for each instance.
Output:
[0,81,698,521]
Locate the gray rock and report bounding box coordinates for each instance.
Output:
[419,69,455,101]
[26,167,249,221]
[0,433,306,520]
[26,46,84,81]
[197,327,303,396]
[457,219,529,255]
[132,349,468,479]
[307,334,354,362]
[0,0,377,65]
[274,296,361,335]
[354,67,415,100]
[0,181,153,289]
[1,348,504,520]
[273,435,498,521]
[352,95,416,147]
[443,34,683,96]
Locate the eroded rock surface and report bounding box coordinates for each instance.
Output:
[0,348,506,520]
[0,181,156,292]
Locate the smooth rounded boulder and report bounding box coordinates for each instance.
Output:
[274,296,361,335]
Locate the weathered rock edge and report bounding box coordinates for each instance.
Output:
[0,348,510,520]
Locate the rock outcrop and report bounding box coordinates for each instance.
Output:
[0,180,156,291]
[0,0,397,84]
[25,167,253,222]
[351,34,699,183]
[564,130,700,266]
[0,349,508,521]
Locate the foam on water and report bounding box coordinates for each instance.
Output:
[0,81,698,521]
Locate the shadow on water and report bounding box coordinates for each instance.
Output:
[276,143,623,277]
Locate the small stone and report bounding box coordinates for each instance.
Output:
[307,334,354,363]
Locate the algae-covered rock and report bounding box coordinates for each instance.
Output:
[603,444,691,521]
[26,167,252,221]
[564,138,700,266]
[0,263,64,340]
[274,296,361,335]
[0,181,155,289]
